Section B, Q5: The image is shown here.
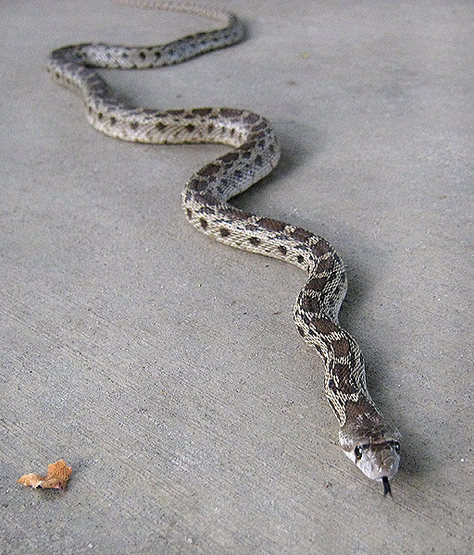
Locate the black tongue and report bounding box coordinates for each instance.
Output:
[382,476,392,497]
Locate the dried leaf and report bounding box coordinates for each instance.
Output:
[18,459,72,490]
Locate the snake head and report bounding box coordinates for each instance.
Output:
[350,439,401,482]
[339,417,401,492]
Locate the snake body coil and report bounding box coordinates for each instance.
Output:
[48,2,401,494]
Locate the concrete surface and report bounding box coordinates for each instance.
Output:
[1,0,472,553]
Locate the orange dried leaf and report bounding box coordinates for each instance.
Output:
[18,459,72,490]
[17,473,44,488]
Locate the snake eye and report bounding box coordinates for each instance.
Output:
[393,441,401,454]
[354,446,363,460]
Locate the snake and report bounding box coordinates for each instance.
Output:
[47,1,401,495]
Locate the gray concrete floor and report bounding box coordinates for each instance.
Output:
[1,1,472,553]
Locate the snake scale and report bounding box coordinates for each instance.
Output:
[48,1,401,494]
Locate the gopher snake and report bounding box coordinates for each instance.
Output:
[48,1,401,494]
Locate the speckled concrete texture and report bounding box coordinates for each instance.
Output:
[1,1,472,553]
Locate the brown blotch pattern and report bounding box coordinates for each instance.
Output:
[313,318,338,335]
[258,218,286,233]
[252,122,267,132]
[291,227,313,242]
[333,338,350,358]
[332,365,358,394]
[194,191,219,207]
[220,108,242,118]
[306,277,327,292]
[240,141,256,157]
[302,295,321,315]
[198,164,220,178]
[221,207,252,222]
[316,258,333,273]
[343,398,382,432]
[220,152,240,164]
[311,239,331,256]
[193,108,212,116]
[188,178,207,192]
[243,113,260,124]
